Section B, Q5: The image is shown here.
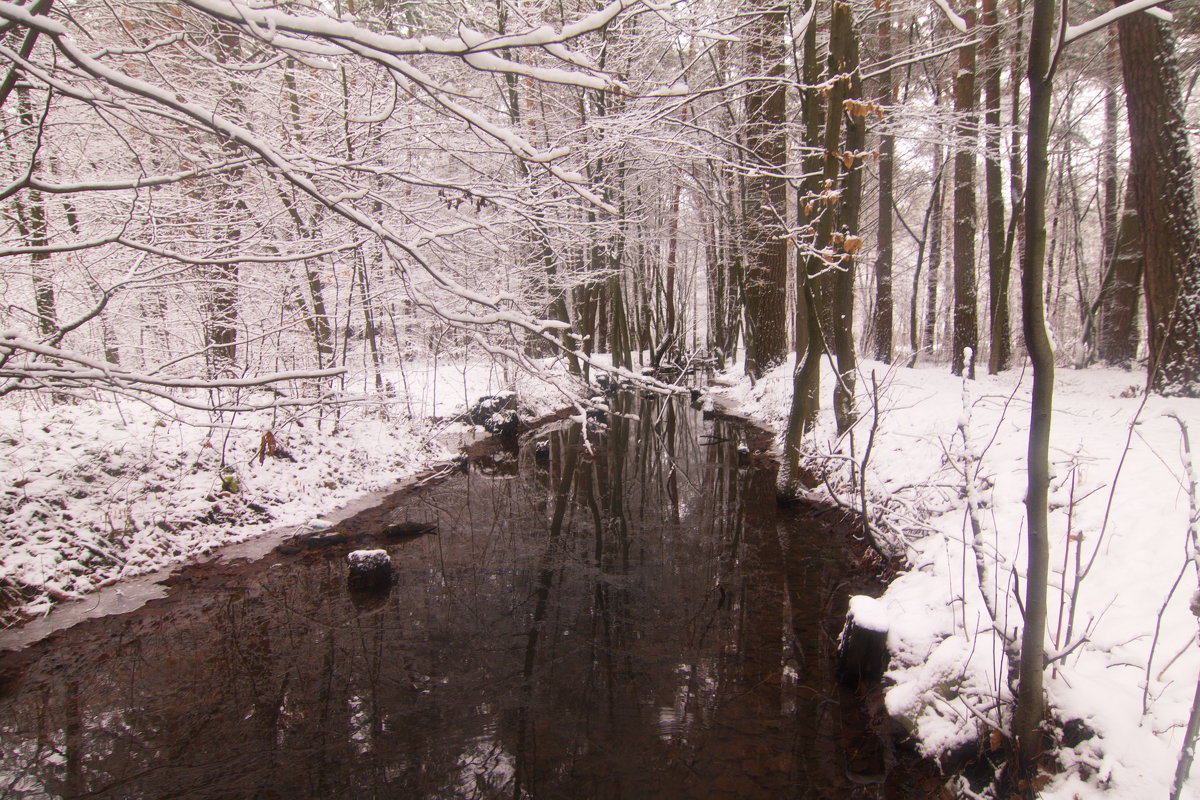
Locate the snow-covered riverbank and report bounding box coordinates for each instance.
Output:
[0,362,567,625]
[7,353,1199,798]
[716,357,1200,799]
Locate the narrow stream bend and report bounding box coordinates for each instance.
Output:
[0,393,938,799]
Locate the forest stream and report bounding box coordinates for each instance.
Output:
[0,393,948,799]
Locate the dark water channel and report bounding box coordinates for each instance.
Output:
[0,394,937,800]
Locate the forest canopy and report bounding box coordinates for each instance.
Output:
[1,0,1195,412]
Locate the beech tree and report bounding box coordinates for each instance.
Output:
[781,0,867,489]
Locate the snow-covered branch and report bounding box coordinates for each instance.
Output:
[1065,0,1174,43]
[0,331,346,401]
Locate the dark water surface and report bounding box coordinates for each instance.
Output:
[0,395,933,799]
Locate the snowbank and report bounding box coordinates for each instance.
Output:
[714,356,1200,799]
[0,360,568,625]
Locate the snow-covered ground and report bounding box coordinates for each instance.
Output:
[6,350,1199,797]
[716,356,1200,799]
[0,359,570,625]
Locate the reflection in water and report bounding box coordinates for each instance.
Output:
[0,394,913,799]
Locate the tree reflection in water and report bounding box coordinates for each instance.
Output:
[0,393,915,799]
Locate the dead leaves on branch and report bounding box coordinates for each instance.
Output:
[831,230,863,255]
[828,148,879,169]
[843,98,886,121]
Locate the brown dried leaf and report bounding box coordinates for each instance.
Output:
[258,431,277,465]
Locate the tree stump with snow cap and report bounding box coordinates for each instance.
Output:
[836,595,890,687]
[347,549,392,591]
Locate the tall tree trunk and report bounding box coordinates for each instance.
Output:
[357,251,384,390]
[908,162,943,362]
[923,140,945,354]
[872,4,895,364]
[982,0,1010,373]
[1009,1,1026,253]
[1004,0,1026,358]
[497,28,580,375]
[204,21,247,376]
[1097,180,1143,364]
[1015,0,1057,769]
[664,183,681,352]
[1100,29,1121,290]
[14,86,56,339]
[1088,29,1146,366]
[833,0,865,434]
[279,64,335,369]
[781,0,824,492]
[741,1,789,379]
[1117,2,1200,396]
[952,3,979,378]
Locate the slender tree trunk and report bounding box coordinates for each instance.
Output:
[498,35,580,374]
[1007,0,1025,353]
[1015,0,1056,769]
[923,140,945,354]
[872,4,895,364]
[908,166,942,362]
[277,68,335,369]
[357,251,384,390]
[608,273,632,370]
[100,316,119,365]
[1117,1,1200,396]
[833,0,865,434]
[664,182,681,350]
[14,87,56,338]
[982,0,1010,373]
[952,3,979,378]
[1067,145,1091,341]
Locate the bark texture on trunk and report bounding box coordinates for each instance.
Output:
[1097,181,1143,365]
[1015,0,1056,769]
[951,3,978,378]
[982,0,1010,373]
[1117,5,1200,396]
[833,0,864,435]
[872,7,894,364]
[741,2,789,379]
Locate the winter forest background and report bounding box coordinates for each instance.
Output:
[4,0,1200,795]
[9,0,1196,410]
